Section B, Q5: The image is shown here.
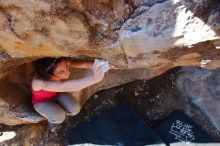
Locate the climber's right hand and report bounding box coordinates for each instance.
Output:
[93,59,110,82]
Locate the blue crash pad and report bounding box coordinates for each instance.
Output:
[154,110,217,145]
[65,103,165,146]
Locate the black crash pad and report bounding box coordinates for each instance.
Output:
[154,110,217,145]
[65,103,166,146]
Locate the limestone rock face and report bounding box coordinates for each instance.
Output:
[0,63,44,125]
[0,0,219,125]
[119,0,220,69]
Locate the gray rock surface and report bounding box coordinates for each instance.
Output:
[177,67,220,131]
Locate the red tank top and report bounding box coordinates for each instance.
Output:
[31,85,58,105]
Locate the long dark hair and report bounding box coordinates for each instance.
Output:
[32,57,63,80]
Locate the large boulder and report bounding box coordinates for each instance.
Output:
[0,0,219,125]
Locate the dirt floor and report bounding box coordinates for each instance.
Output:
[1,67,220,146]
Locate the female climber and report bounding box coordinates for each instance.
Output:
[31,57,110,124]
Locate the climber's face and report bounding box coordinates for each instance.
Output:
[51,60,71,81]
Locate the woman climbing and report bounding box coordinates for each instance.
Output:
[31,57,110,124]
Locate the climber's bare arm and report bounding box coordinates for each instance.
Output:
[32,76,98,92]
[66,59,117,69]
[32,60,110,92]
